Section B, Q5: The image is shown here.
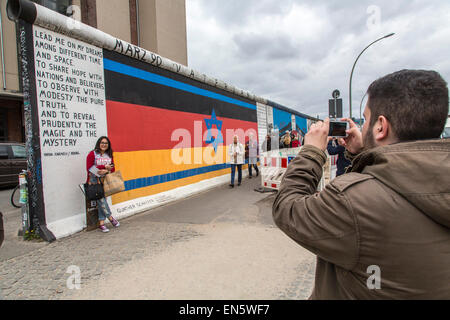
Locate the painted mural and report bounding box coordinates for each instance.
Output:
[103,51,257,206]
[272,107,308,149]
[11,0,315,239]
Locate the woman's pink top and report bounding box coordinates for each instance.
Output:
[86,150,115,183]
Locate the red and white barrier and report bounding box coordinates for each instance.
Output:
[330,155,338,166]
[260,154,291,190]
[260,147,327,191]
[329,154,338,180]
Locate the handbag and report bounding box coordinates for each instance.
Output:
[103,170,125,197]
[84,177,105,201]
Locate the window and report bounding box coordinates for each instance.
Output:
[31,0,72,16]
[0,145,8,159]
[12,145,26,159]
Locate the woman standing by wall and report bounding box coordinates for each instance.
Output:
[86,136,120,233]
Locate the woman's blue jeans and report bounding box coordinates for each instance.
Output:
[89,174,112,222]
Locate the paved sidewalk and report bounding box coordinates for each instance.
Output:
[0,178,316,300]
[0,208,47,263]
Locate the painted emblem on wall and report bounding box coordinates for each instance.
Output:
[204,109,223,153]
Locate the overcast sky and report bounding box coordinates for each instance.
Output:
[186,0,450,119]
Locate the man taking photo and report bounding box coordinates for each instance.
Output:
[273,69,449,299]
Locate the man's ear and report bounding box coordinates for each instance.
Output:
[374,115,390,142]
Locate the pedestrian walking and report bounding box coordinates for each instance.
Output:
[248,134,259,179]
[273,69,450,299]
[262,134,271,152]
[229,135,244,188]
[327,138,351,177]
[86,136,120,233]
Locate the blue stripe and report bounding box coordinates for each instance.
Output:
[103,58,256,111]
[125,163,229,191]
[124,160,250,191]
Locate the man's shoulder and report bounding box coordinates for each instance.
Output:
[330,173,374,193]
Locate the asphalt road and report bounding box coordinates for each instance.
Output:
[0,186,18,214]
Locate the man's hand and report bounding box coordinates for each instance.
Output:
[98,169,109,175]
[338,118,364,154]
[304,118,330,151]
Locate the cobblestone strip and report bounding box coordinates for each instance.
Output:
[0,215,201,300]
[278,258,317,300]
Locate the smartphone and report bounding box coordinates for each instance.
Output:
[329,120,349,138]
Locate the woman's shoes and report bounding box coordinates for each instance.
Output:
[99,217,120,233]
[99,225,110,233]
[110,217,120,227]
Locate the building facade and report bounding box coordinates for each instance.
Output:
[0,0,188,143]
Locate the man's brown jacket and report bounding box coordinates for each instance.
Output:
[273,139,450,299]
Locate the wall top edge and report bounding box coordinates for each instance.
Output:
[7,0,314,120]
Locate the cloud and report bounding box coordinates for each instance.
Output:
[233,33,297,60]
[186,0,450,119]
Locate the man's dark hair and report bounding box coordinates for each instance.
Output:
[367,69,449,141]
[94,136,113,158]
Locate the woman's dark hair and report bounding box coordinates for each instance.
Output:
[367,69,449,141]
[94,136,113,157]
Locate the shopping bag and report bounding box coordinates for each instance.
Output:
[103,170,125,197]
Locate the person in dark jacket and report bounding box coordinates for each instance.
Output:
[247,134,259,178]
[327,139,351,176]
[262,134,271,152]
[273,70,450,299]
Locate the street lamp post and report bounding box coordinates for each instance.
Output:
[349,33,395,118]
[359,92,368,128]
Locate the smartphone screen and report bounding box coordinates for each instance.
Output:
[329,121,348,137]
